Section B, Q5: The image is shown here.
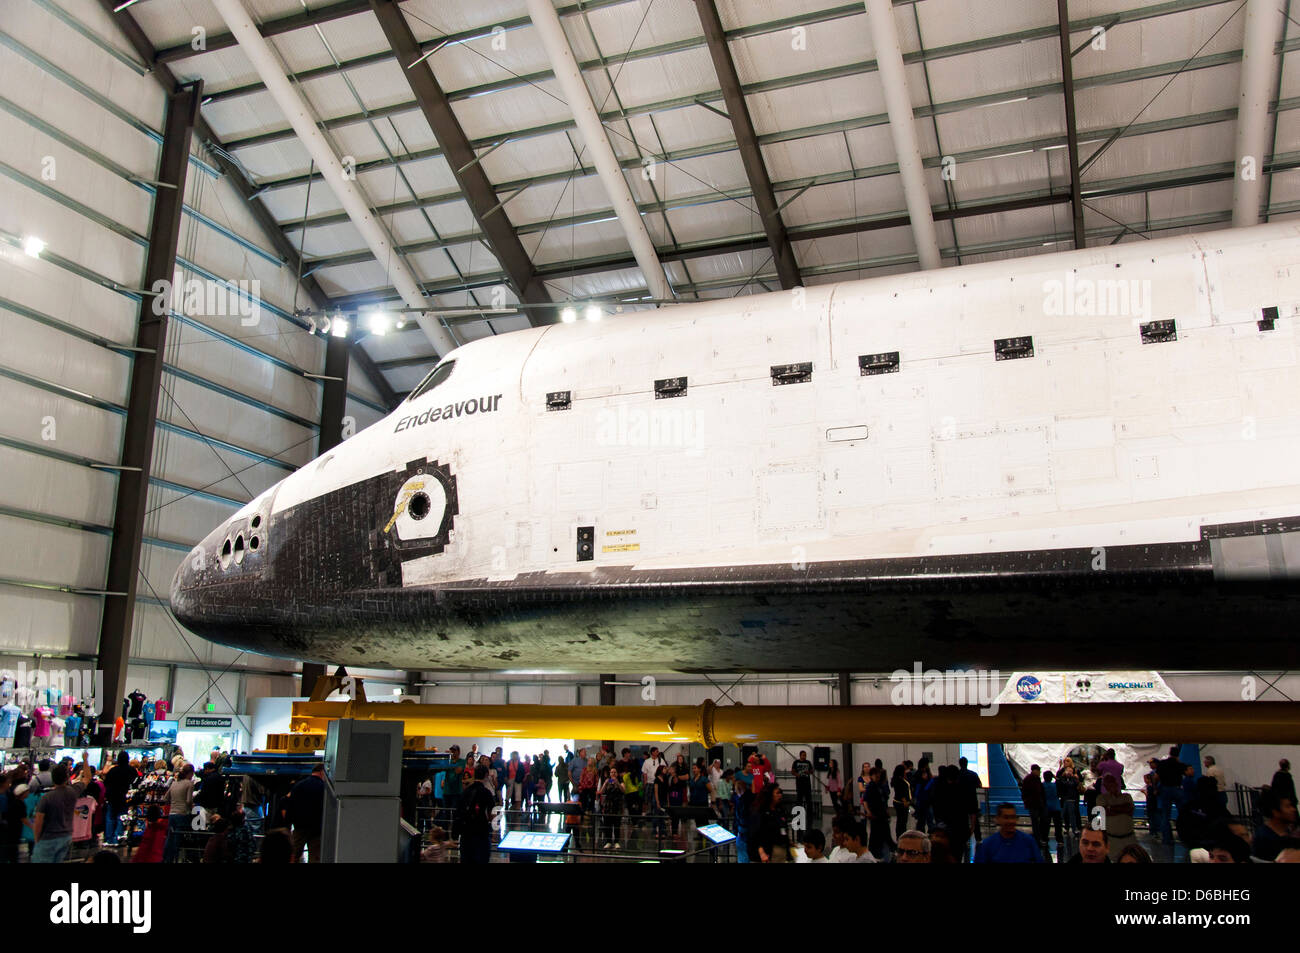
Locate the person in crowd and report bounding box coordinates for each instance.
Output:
[931,766,972,860]
[687,761,713,815]
[103,751,135,846]
[1253,789,1297,862]
[1042,770,1063,857]
[555,753,570,801]
[863,765,893,858]
[131,806,168,863]
[1118,843,1153,863]
[791,750,814,815]
[286,763,326,863]
[1210,835,1253,863]
[1155,746,1188,845]
[731,772,752,862]
[798,828,830,862]
[1275,839,1300,863]
[569,747,588,790]
[856,761,870,817]
[838,818,876,863]
[196,761,226,819]
[29,759,53,796]
[890,763,911,841]
[957,756,982,842]
[751,782,791,862]
[1179,776,1229,847]
[713,768,732,823]
[31,761,91,863]
[1096,772,1136,860]
[911,761,933,832]
[825,759,844,817]
[896,829,931,863]
[1143,758,1162,836]
[621,761,643,825]
[1202,755,1227,809]
[643,764,664,839]
[202,816,233,863]
[258,828,293,864]
[974,803,1043,863]
[577,757,598,817]
[454,764,496,864]
[598,763,624,849]
[827,815,853,863]
[668,754,689,833]
[1096,748,1124,789]
[0,771,28,863]
[1273,759,1296,807]
[1021,763,1047,850]
[928,823,960,863]
[1068,827,1111,863]
[506,751,525,811]
[641,746,665,788]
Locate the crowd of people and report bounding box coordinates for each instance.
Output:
[427,744,1298,864]
[0,747,323,864]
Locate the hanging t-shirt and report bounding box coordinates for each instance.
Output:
[154,699,170,721]
[142,702,155,725]
[32,707,53,739]
[63,714,82,746]
[0,703,20,739]
[59,694,75,717]
[113,717,125,742]
[126,691,147,719]
[0,677,14,705]
[13,715,32,748]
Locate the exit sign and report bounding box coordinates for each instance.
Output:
[205,702,216,713]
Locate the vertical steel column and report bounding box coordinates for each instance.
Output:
[317,325,352,456]
[300,662,326,697]
[600,673,616,754]
[1056,0,1087,248]
[838,672,853,788]
[694,0,802,289]
[96,82,203,722]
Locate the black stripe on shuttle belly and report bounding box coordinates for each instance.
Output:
[400,538,1215,610]
[276,457,459,594]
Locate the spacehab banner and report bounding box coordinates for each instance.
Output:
[996,671,1180,705]
[996,672,1182,797]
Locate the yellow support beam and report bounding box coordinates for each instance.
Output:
[286,699,1300,746]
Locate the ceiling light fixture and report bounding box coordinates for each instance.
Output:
[21,236,46,258]
[585,304,602,322]
[560,306,577,323]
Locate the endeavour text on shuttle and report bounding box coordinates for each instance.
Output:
[394,394,503,433]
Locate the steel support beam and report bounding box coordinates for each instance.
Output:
[525,0,674,301]
[349,339,399,408]
[1056,0,1087,248]
[1232,0,1286,225]
[97,0,400,412]
[317,326,352,455]
[211,0,457,359]
[96,82,203,722]
[154,0,373,64]
[368,0,551,314]
[863,0,941,269]
[694,0,802,289]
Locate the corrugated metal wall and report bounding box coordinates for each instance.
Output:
[0,1,388,715]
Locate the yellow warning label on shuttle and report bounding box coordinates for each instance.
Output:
[602,543,640,553]
[605,529,637,536]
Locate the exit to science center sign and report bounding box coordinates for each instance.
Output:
[182,716,233,729]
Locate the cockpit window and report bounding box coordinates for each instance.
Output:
[407,360,455,403]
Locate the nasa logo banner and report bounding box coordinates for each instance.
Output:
[1016,675,1043,701]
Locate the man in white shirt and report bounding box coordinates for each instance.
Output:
[1203,755,1227,809]
[642,746,665,785]
[828,817,856,863]
[795,829,831,863]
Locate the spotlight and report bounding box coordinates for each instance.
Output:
[331,316,349,338]
[560,306,577,323]
[318,317,331,336]
[366,311,391,335]
[585,304,602,322]
[22,236,46,258]
[396,318,407,329]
